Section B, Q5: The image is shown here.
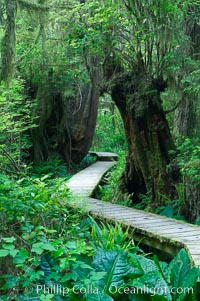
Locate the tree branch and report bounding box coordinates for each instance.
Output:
[16,27,41,64]
[0,146,21,172]
[164,99,182,114]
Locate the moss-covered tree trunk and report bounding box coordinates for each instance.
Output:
[31,78,99,164]
[0,0,17,83]
[173,10,200,138]
[111,72,179,206]
[174,94,196,137]
[63,85,99,163]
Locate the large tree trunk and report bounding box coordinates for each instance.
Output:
[111,72,179,206]
[31,79,99,164]
[0,0,17,83]
[173,9,200,138]
[177,7,200,219]
[173,94,196,137]
[62,84,99,163]
[31,54,102,164]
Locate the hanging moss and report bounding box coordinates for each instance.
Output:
[0,0,17,84]
[0,0,49,85]
[18,0,49,11]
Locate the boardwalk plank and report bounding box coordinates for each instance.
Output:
[66,153,200,266]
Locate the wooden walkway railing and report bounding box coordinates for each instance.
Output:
[64,152,200,267]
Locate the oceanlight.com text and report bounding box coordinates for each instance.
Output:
[34,284,194,297]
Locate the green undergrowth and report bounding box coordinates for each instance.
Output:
[153,136,200,222]
[30,153,97,180]
[0,188,199,301]
[92,99,127,153]
[96,151,131,207]
[0,118,199,300]
[69,154,97,173]
[30,156,71,179]
[175,136,200,182]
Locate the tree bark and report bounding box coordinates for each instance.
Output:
[110,72,179,206]
[62,84,99,163]
[173,94,196,137]
[0,0,17,83]
[173,8,200,138]
[31,77,99,164]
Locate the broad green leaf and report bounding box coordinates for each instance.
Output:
[32,242,55,254]
[176,268,200,301]
[136,255,159,274]
[0,249,9,257]
[40,254,55,277]
[153,255,169,282]
[86,292,114,301]
[168,249,191,291]
[2,237,16,243]
[43,243,56,252]
[1,276,18,290]
[89,271,107,282]
[130,271,172,301]
[93,249,133,295]
[2,243,15,250]
[13,249,28,264]
[40,294,54,301]
[160,206,174,218]
[66,241,77,249]
[9,249,19,257]
[129,295,151,301]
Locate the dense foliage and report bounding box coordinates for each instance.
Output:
[1,185,199,301]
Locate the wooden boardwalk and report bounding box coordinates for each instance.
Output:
[65,152,200,267]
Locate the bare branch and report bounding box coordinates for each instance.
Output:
[0,146,21,172]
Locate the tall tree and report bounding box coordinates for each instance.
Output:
[0,0,49,84]
[173,3,200,137]
[0,0,17,84]
[79,0,191,205]
[0,0,101,164]
[30,1,102,163]
[111,0,185,205]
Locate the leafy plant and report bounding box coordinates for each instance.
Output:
[31,155,70,179]
[92,95,126,153]
[1,195,199,301]
[95,152,132,207]
[0,79,37,175]
[69,154,97,174]
[90,217,139,253]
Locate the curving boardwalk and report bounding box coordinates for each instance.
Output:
[66,152,200,267]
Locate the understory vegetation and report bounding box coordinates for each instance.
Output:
[92,96,127,153]
[0,178,199,301]
[1,85,199,299]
